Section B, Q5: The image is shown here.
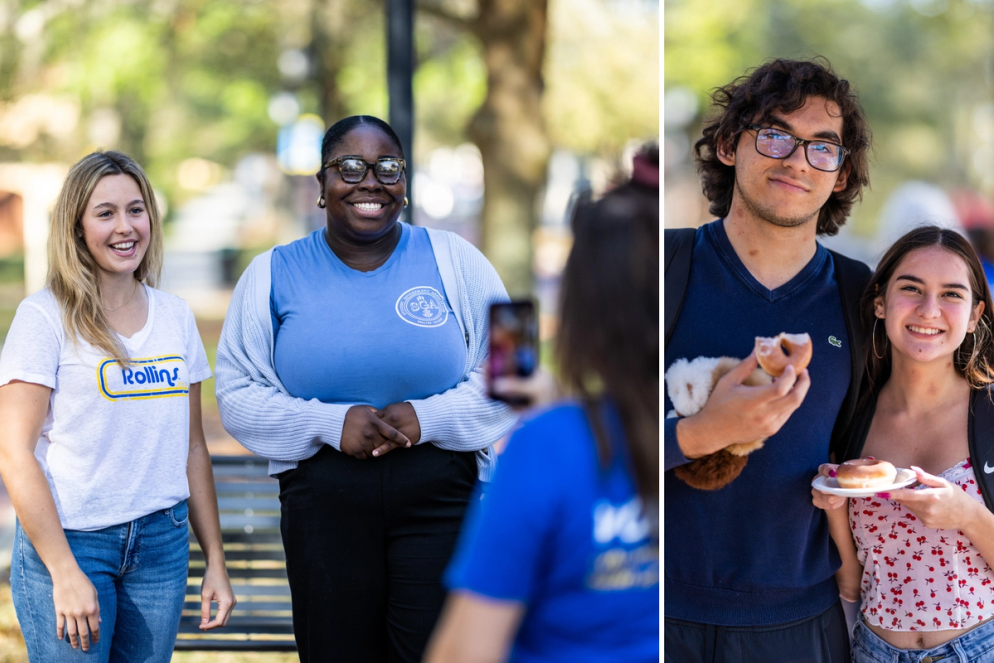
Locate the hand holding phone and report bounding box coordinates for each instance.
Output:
[488,300,539,406]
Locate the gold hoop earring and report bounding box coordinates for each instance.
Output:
[872,318,886,359]
[317,196,326,209]
[403,197,409,208]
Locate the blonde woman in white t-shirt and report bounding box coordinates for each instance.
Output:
[812,226,994,663]
[0,151,234,662]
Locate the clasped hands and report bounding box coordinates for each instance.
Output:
[341,402,421,460]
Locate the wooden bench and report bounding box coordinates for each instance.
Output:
[174,455,297,651]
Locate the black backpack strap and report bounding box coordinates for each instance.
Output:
[968,388,994,512]
[827,249,872,463]
[664,228,696,351]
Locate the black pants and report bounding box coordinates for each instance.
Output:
[664,599,850,663]
[279,443,478,663]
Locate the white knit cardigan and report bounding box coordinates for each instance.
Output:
[214,227,517,480]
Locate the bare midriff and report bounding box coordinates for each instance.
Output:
[867,616,991,650]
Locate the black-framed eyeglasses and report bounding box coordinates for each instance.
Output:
[323,156,406,185]
[748,125,849,172]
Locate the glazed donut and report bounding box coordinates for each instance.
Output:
[835,458,897,490]
[755,332,813,377]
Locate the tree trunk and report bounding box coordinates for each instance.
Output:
[467,0,550,297]
[313,0,352,124]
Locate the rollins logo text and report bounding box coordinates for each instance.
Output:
[98,355,190,401]
[122,365,181,387]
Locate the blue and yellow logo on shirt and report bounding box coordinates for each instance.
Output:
[97,355,189,401]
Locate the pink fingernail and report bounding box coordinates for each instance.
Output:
[829,469,837,477]
[875,492,890,499]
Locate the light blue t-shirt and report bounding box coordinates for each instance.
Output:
[445,402,659,663]
[270,223,467,407]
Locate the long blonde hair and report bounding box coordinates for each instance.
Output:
[47,151,163,364]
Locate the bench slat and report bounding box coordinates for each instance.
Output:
[178,455,295,651]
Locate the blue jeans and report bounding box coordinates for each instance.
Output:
[10,500,190,662]
[852,612,994,663]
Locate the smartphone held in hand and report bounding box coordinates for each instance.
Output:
[488,300,539,405]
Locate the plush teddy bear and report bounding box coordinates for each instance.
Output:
[665,356,772,491]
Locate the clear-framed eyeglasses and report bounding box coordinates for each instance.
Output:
[324,156,406,185]
[748,125,849,173]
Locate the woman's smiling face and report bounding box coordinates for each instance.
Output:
[80,173,150,282]
[876,245,985,365]
[320,124,406,243]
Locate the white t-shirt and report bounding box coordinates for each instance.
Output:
[0,285,211,531]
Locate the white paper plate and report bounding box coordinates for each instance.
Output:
[811,468,917,498]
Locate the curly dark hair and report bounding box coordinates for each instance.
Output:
[693,57,872,236]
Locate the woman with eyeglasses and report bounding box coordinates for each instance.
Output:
[215,115,517,662]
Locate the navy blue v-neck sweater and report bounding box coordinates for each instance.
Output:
[664,219,851,626]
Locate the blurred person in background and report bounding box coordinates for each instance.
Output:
[0,151,234,662]
[214,115,517,663]
[664,58,872,662]
[953,188,994,285]
[423,146,659,663]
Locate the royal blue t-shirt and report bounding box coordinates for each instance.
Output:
[270,223,467,406]
[445,402,659,663]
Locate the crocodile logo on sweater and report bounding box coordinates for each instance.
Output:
[829,336,842,348]
[396,286,448,328]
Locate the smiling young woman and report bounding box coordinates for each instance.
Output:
[215,115,517,663]
[0,151,234,662]
[812,226,994,662]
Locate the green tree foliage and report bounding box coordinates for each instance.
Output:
[0,0,658,294]
[665,0,994,231]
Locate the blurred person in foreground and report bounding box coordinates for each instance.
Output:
[664,58,872,662]
[214,115,517,662]
[0,151,234,662]
[424,147,660,663]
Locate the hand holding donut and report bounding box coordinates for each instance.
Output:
[676,351,811,459]
[884,466,981,531]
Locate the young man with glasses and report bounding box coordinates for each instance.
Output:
[664,58,872,662]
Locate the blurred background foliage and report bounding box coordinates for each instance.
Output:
[0,2,660,659]
[664,0,994,259]
[0,0,658,294]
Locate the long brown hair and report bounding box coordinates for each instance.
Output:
[556,147,659,502]
[862,225,994,395]
[694,57,872,236]
[48,151,163,364]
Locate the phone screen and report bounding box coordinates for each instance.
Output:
[488,300,539,404]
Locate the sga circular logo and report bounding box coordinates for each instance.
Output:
[395,286,449,327]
